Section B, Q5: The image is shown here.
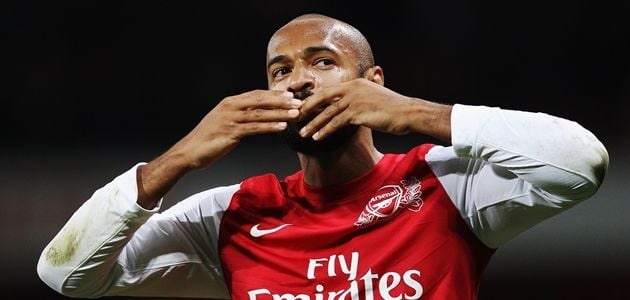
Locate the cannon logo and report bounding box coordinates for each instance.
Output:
[355,176,423,227]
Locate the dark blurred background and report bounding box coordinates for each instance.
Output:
[2,1,629,299]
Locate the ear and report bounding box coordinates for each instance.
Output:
[365,66,385,86]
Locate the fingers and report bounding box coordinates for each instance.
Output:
[221,90,303,126]
[237,90,303,110]
[237,108,300,123]
[299,101,349,139]
[296,85,347,140]
[312,113,352,141]
[299,86,344,117]
[237,121,288,137]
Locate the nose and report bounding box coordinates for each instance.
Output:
[287,66,315,94]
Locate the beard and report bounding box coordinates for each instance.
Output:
[280,89,359,155]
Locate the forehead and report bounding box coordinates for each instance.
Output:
[267,18,355,61]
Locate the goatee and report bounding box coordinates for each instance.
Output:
[281,89,359,155]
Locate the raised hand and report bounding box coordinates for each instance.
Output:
[297,79,452,142]
[172,90,302,169]
[137,90,301,208]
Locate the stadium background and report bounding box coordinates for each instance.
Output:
[2,1,629,299]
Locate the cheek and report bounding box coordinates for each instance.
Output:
[268,79,288,91]
[317,68,353,87]
[268,84,285,91]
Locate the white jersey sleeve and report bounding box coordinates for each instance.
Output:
[37,164,239,298]
[426,104,609,248]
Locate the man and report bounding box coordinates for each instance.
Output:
[38,14,608,300]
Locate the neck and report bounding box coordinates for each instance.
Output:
[297,127,383,187]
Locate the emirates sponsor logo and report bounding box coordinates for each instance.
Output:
[354,177,423,228]
[247,252,424,300]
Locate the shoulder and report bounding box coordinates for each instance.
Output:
[425,145,458,163]
[422,144,476,177]
[162,184,242,218]
[239,173,285,195]
[225,173,299,212]
[196,184,243,205]
[402,143,461,166]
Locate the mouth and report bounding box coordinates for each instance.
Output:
[293,89,312,101]
[290,90,327,121]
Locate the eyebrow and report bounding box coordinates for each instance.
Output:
[266,46,338,70]
[303,46,337,57]
[267,55,288,70]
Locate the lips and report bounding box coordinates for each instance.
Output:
[290,90,328,121]
[293,89,312,100]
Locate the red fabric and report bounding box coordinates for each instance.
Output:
[219,144,494,300]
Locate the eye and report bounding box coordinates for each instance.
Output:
[314,58,335,68]
[272,67,291,78]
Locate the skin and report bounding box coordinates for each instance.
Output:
[136,15,452,209]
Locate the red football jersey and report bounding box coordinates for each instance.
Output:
[219,144,494,300]
[38,104,606,300]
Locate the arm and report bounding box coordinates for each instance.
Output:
[297,77,452,142]
[137,90,302,209]
[37,165,238,298]
[37,90,303,297]
[298,78,608,248]
[426,104,608,248]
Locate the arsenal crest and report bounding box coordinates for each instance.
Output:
[354,176,423,227]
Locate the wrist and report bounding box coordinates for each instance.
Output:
[136,150,191,209]
[161,146,198,172]
[405,98,452,142]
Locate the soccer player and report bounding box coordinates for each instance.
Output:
[37,14,609,299]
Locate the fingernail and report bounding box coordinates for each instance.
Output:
[277,122,287,129]
[282,91,293,98]
[288,109,299,117]
[299,127,307,136]
[290,99,303,107]
[312,132,320,140]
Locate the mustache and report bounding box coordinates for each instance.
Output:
[292,89,313,100]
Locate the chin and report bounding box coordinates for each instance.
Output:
[281,123,359,155]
